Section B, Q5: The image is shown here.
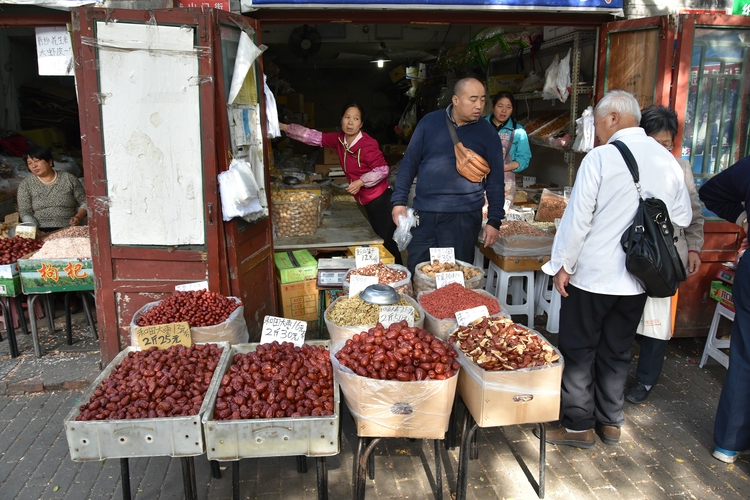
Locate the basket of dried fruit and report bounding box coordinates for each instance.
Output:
[491,221,553,257]
[450,316,562,427]
[414,259,484,295]
[324,293,424,343]
[342,263,413,297]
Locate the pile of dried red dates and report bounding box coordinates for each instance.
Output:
[0,236,44,265]
[136,290,240,327]
[214,341,334,420]
[335,321,460,381]
[76,344,224,421]
[450,317,560,371]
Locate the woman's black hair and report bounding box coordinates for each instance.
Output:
[23,145,53,163]
[640,105,678,140]
[491,91,515,110]
[340,102,365,121]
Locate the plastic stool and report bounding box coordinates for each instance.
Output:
[485,262,535,328]
[699,303,733,369]
[534,272,561,334]
[473,246,488,274]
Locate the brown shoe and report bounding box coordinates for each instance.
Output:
[596,424,621,445]
[535,422,595,448]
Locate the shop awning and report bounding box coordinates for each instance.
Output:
[241,0,624,15]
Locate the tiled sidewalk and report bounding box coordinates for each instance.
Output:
[0,335,748,499]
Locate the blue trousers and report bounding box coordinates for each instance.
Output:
[714,252,750,452]
[635,335,670,387]
[405,210,482,275]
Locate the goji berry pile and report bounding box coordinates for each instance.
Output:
[418,283,500,319]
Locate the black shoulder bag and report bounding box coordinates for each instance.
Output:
[612,140,687,298]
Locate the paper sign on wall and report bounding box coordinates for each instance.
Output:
[349,275,378,297]
[379,306,414,328]
[35,26,74,76]
[435,271,465,289]
[429,247,455,264]
[134,322,192,350]
[260,316,307,347]
[175,281,209,292]
[455,306,489,327]
[355,247,380,268]
[522,176,537,188]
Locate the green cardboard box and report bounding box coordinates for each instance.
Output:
[274,250,318,284]
[709,280,734,310]
[18,256,95,293]
[0,263,22,297]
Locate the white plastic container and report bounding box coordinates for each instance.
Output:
[64,342,231,461]
[202,341,340,460]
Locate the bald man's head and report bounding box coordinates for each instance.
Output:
[451,78,486,125]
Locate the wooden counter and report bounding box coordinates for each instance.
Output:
[273,201,383,251]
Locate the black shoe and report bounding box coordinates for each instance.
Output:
[625,383,651,404]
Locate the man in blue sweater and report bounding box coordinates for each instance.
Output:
[699,156,750,464]
[391,78,505,273]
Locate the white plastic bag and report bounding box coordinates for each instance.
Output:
[264,74,281,139]
[227,32,264,105]
[394,208,417,251]
[542,49,571,103]
[218,158,263,221]
[573,106,595,153]
[637,296,673,340]
[541,54,560,101]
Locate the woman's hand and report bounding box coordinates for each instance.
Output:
[279,122,288,132]
[69,215,81,226]
[687,251,701,276]
[346,179,364,196]
[504,161,519,172]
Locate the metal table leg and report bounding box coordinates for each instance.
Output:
[0,298,19,357]
[297,455,308,473]
[120,458,131,500]
[354,437,381,500]
[316,457,328,500]
[445,397,459,450]
[210,459,222,479]
[82,291,98,339]
[232,460,240,500]
[64,292,73,345]
[538,423,546,499]
[14,296,28,336]
[28,295,43,358]
[44,294,54,333]
[455,407,479,500]
[434,439,443,500]
[181,456,197,500]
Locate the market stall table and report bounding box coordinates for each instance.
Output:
[274,201,383,251]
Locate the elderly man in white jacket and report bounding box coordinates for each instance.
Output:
[538,90,692,448]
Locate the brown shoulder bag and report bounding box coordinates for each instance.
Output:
[446,114,491,182]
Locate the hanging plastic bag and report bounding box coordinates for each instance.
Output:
[541,54,561,101]
[218,158,262,221]
[573,106,595,153]
[396,102,417,142]
[227,32,264,105]
[264,75,281,139]
[555,48,572,103]
[394,208,417,251]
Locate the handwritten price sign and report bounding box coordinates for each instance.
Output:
[175,281,209,292]
[378,306,414,328]
[134,322,192,350]
[260,316,307,347]
[435,271,465,289]
[349,275,378,297]
[429,247,455,264]
[522,176,536,188]
[455,306,489,327]
[355,247,380,268]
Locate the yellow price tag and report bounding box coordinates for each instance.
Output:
[15,225,37,239]
[134,322,191,350]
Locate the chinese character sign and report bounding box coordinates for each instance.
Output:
[35,27,74,76]
[134,322,192,350]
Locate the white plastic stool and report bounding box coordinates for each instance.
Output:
[699,303,733,369]
[485,261,535,328]
[473,245,488,274]
[534,272,561,334]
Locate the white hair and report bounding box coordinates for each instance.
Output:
[594,90,641,123]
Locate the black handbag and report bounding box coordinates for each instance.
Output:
[612,141,687,298]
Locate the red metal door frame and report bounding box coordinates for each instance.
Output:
[672,14,750,159]
[596,15,675,107]
[73,7,221,364]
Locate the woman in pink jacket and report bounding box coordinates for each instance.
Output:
[280,103,401,264]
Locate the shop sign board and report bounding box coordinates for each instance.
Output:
[18,257,95,293]
[244,0,623,10]
[178,0,233,10]
[35,26,74,76]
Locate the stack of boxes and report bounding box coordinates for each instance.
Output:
[710,264,735,311]
[274,250,319,325]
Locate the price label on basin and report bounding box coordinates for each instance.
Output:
[355,247,380,268]
[134,322,192,350]
[175,280,208,292]
[429,247,455,264]
[455,306,489,327]
[435,271,464,289]
[379,306,414,328]
[349,275,378,298]
[260,315,307,347]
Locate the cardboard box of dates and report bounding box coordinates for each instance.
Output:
[451,317,562,428]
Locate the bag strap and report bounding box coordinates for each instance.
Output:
[446,114,460,146]
[611,140,643,199]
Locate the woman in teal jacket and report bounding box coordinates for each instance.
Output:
[487,91,532,206]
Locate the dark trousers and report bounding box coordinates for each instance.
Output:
[634,335,670,387]
[405,210,482,275]
[714,251,750,452]
[559,285,647,430]
[363,188,402,266]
